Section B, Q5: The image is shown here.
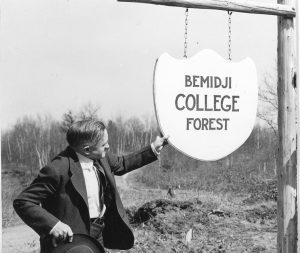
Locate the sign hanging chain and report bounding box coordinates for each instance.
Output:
[228,11,232,61]
[183,8,189,58]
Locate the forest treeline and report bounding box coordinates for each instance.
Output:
[1,107,159,175]
[2,104,278,191]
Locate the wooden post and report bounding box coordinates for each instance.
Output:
[296,2,300,253]
[277,0,297,252]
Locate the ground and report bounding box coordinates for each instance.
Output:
[2,171,277,253]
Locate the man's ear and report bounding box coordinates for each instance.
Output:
[82,145,90,154]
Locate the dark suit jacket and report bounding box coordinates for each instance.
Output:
[13,145,157,251]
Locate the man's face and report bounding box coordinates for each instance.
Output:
[84,129,110,160]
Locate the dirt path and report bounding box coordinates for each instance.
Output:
[2,225,40,253]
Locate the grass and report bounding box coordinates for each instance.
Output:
[2,163,37,228]
[112,179,277,253]
[110,171,277,253]
[134,144,277,200]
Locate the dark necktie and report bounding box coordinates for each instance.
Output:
[93,161,106,213]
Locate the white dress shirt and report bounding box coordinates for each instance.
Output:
[76,152,106,219]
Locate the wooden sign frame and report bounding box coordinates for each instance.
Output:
[118,0,298,252]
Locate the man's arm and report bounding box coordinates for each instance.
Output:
[107,136,168,176]
[13,165,61,237]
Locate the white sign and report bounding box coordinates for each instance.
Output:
[153,49,258,161]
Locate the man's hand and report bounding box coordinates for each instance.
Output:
[153,135,169,153]
[49,221,73,247]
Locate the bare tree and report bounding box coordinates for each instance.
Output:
[61,110,77,132]
[258,74,278,136]
[78,102,101,121]
[61,102,101,132]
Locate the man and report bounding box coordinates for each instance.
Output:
[13,119,168,252]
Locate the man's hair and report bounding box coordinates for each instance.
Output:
[66,119,106,147]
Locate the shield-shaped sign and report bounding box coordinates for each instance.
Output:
[153,49,258,161]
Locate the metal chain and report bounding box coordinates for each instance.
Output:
[184,9,189,58]
[228,11,232,61]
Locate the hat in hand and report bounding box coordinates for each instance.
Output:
[51,234,105,253]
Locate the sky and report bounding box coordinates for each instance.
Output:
[0,0,278,129]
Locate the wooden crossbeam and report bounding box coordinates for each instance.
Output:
[117,0,296,17]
